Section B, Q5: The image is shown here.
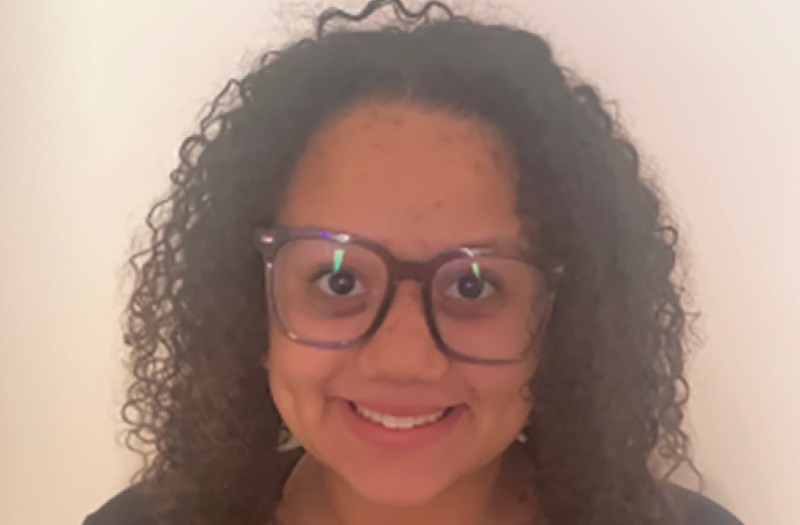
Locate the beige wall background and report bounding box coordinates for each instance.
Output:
[1,1,798,524]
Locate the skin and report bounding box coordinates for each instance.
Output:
[266,101,542,525]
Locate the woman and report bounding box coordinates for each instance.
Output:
[85,1,743,524]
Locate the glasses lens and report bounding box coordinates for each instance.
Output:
[432,255,550,361]
[271,238,388,344]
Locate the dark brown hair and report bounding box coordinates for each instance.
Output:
[122,1,697,523]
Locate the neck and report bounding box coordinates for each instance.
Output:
[324,457,504,525]
[278,445,540,525]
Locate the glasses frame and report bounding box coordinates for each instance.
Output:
[254,226,563,365]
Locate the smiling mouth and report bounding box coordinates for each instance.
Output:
[347,401,456,430]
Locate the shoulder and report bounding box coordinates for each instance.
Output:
[82,486,153,525]
[82,449,304,525]
[671,485,745,525]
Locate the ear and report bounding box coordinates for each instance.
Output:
[262,351,271,371]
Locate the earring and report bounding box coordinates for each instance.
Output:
[278,421,302,451]
[515,421,531,444]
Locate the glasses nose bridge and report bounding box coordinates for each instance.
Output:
[374,257,435,340]
[390,258,436,286]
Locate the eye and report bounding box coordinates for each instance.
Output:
[312,269,366,297]
[444,273,497,300]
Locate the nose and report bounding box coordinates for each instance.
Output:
[355,281,449,383]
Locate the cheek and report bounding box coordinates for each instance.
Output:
[463,359,536,426]
[265,333,344,430]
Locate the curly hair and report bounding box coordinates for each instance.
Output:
[121,1,698,524]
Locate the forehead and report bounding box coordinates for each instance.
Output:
[277,101,524,258]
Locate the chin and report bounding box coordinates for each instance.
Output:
[341,462,457,507]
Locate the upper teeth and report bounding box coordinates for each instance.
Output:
[354,404,446,430]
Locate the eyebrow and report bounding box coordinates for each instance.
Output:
[375,235,528,258]
[460,237,524,249]
[279,223,530,258]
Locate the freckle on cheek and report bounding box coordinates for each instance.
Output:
[406,206,424,223]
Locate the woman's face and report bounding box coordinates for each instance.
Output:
[266,101,538,506]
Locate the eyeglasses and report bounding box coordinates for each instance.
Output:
[254,226,563,365]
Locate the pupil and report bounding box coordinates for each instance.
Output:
[458,275,484,299]
[329,271,355,295]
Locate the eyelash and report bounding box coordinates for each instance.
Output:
[440,268,502,288]
[305,264,505,297]
[307,265,355,281]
